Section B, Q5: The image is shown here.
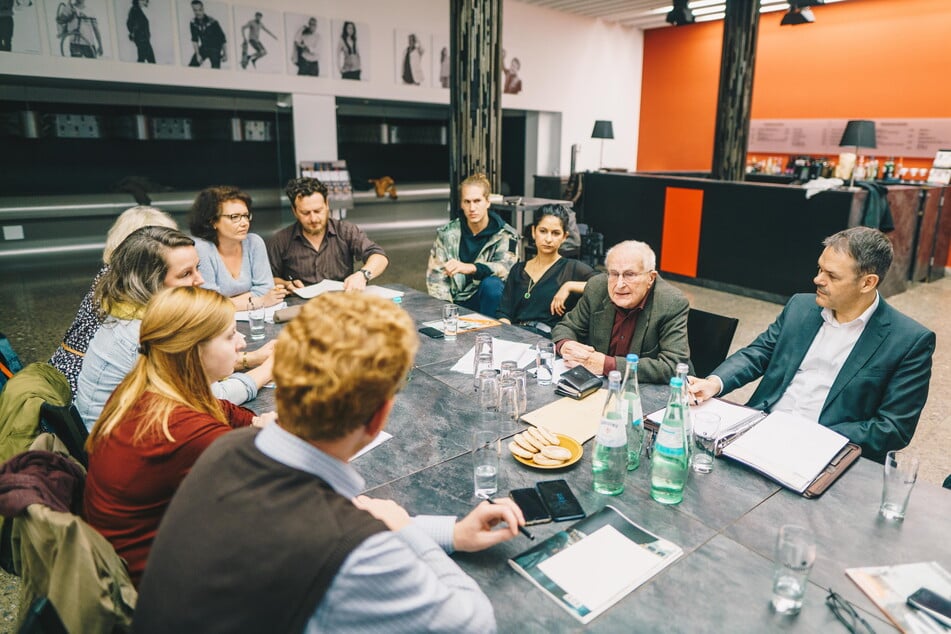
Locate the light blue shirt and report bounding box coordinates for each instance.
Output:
[194,234,274,300]
[254,423,497,634]
[75,317,258,430]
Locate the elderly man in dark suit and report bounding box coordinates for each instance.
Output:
[551,240,689,384]
[689,227,935,463]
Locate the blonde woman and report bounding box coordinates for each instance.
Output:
[76,226,273,429]
[83,285,276,586]
[49,205,177,398]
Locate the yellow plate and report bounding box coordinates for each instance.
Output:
[511,433,583,470]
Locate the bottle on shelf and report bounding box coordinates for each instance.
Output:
[593,371,628,496]
[621,354,645,471]
[650,377,689,505]
[853,156,867,182]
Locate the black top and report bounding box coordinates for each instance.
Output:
[498,258,596,327]
[459,211,506,280]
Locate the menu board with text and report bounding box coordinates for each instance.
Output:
[748,118,951,158]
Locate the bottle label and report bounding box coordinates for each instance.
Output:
[596,416,626,447]
[655,424,684,457]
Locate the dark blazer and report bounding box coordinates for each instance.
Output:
[551,274,689,384]
[714,293,935,463]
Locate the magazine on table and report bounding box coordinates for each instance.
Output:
[508,505,682,625]
[846,561,951,633]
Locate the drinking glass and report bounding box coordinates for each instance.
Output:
[473,334,494,389]
[535,341,555,386]
[248,304,266,341]
[442,303,459,340]
[771,525,816,615]
[472,430,499,499]
[691,412,721,474]
[498,378,520,436]
[499,360,518,380]
[510,369,528,415]
[478,369,500,412]
[880,450,919,520]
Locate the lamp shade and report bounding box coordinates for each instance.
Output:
[591,120,614,140]
[839,120,877,149]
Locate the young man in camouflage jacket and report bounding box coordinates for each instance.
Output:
[426,174,519,316]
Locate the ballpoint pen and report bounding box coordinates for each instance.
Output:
[485,497,534,540]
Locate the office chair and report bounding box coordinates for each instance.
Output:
[687,308,740,378]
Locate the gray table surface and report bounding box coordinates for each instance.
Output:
[239,286,948,632]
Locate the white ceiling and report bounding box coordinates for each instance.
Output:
[517,0,851,31]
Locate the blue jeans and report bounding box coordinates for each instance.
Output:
[458,276,504,318]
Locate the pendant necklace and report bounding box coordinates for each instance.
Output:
[524,276,538,299]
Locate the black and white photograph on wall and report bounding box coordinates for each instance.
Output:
[0,0,42,54]
[178,0,229,69]
[433,34,448,89]
[332,19,367,81]
[284,12,327,77]
[46,0,112,58]
[114,0,174,64]
[234,5,281,72]
[395,29,428,86]
[502,48,522,95]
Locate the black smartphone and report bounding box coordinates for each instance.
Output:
[907,587,951,627]
[509,488,552,526]
[536,479,586,522]
[418,326,445,339]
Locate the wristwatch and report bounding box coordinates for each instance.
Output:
[360,268,372,282]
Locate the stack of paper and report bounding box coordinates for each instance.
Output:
[293,279,404,300]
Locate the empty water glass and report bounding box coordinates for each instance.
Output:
[510,369,528,415]
[499,360,518,380]
[880,450,919,520]
[478,369,500,411]
[498,378,520,436]
[442,304,459,341]
[473,334,494,389]
[771,525,816,615]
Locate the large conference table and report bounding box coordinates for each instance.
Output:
[244,286,949,633]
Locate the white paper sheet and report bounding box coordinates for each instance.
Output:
[537,525,661,612]
[350,431,392,461]
[721,411,849,492]
[234,301,287,323]
[647,398,763,435]
[293,280,404,300]
[450,338,535,374]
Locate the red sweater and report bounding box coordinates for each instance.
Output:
[83,393,254,586]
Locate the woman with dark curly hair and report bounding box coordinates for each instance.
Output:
[189,185,286,309]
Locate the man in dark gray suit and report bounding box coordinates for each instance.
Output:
[689,227,935,463]
[552,240,689,385]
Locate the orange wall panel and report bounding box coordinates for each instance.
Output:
[660,187,704,277]
[639,0,951,171]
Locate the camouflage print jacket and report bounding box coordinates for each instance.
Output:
[426,212,520,303]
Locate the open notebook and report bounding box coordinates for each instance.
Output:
[647,399,859,497]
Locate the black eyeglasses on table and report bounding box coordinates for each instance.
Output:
[826,588,876,634]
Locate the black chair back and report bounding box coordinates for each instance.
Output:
[687,308,739,378]
[39,403,89,469]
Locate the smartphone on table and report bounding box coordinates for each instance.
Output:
[907,587,951,627]
[418,326,445,339]
[535,479,586,522]
[509,488,552,526]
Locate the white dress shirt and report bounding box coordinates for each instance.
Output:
[771,293,880,422]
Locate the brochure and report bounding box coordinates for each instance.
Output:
[846,561,951,633]
[508,505,682,624]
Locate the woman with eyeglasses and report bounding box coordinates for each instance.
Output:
[189,186,287,309]
[84,285,276,587]
[497,204,596,335]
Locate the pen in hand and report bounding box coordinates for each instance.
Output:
[486,497,534,540]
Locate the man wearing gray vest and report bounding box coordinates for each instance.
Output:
[134,292,524,633]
